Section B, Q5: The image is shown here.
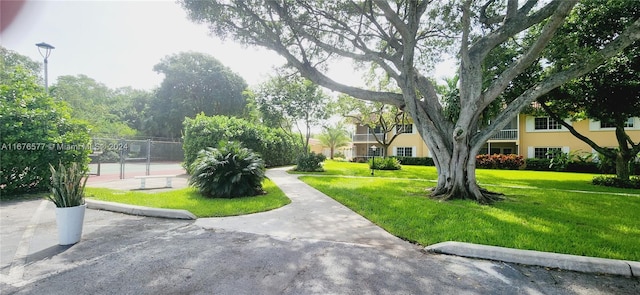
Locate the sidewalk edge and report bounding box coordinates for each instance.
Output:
[85,199,196,220]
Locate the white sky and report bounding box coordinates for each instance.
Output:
[2,0,456,91]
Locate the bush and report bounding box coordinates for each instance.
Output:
[524,158,553,171]
[1,67,91,196]
[395,157,435,166]
[370,157,401,170]
[476,154,524,170]
[294,152,326,172]
[592,176,640,189]
[183,114,301,172]
[565,161,600,173]
[188,142,265,198]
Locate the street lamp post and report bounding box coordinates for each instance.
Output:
[370,145,377,176]
[36,42,55,94]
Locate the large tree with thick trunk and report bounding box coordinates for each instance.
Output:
[181,0,640,203]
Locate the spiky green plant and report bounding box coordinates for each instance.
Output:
[189,141,266,198]
[48,162,88,207]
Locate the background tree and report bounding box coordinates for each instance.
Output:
[537,1,640,181]
[1,46,41,80]
[51,75,138,138]
[335,94,408,158]
[255,72,330,153]
[318,123,351,159]
[148,52,248,139]
[181,0,640,203]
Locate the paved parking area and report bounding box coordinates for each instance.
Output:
[1,166,638,294]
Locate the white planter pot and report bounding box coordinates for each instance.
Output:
[55,204,86,245]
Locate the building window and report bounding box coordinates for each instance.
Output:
[600,118,634,129]
[534,147,562,159]
[396,147,413,157]
[396,124,413,134]
[534,117,562,130]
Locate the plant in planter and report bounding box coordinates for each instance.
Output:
[48,162,88,245]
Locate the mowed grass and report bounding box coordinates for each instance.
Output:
[297,161,640,261]
[86,179,290,218]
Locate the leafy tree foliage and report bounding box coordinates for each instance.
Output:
[336,94,408,158]
[317,123,350,160]
[538,0,640,182]
[255,72,330,153]
[188,141,265,198]
[0,46,41,80]
[1,66,90,195]
[182,114,301,171]
[180,0,640,203]
[51,75,141,138]
[148,52,248,139]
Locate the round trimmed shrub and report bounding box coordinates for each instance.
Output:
[294,152,326,172]
[369,157,401,170]
[188,142,265,198]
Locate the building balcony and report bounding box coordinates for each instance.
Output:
[352,133,385,142]
[490,129,518,141]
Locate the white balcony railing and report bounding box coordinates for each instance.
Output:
[490,129,518,140]
[352,133,385,142]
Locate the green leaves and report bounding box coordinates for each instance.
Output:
[148,52,248,138]
[47,162,88,208]
[182,114,301,170]
[1,66,91,195]
[188,141,265,198]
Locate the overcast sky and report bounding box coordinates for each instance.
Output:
[2,0,455,91]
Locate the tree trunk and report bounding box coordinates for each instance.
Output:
[615,153,631,181]
[330,147,334,160]
[429,135,503,204]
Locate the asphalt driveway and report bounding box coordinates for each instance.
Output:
[1,165,638,294]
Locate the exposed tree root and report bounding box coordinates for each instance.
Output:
[430,186,504,204]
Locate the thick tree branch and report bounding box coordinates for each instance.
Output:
[472,17,640,148]
[480,0,575,107]
[470,0,568,61]
[540,102,614,157]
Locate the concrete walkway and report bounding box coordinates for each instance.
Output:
[196,167,420,256]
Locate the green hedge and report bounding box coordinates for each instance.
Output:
[395,157,435,166]
[183,114,301,172]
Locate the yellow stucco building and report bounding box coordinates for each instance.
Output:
[349,115,640,160]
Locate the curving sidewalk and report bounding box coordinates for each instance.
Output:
[195,167,420,256]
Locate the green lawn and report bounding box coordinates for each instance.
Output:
[296,161,640,261]
[86,179,290,218]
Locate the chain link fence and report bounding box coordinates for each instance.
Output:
[89,138,183,178]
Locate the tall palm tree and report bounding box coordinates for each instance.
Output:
[318,123,351,159]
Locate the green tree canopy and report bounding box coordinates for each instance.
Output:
[255,73,331,153]
[538,0,640,181]
[51,75,139,138]
[148,52,248,139]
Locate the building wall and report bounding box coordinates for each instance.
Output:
[387,130,430,157]
[352,115,640,159]
[519,115,640,158]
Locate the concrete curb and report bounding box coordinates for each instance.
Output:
[425,241,638,277]
[85,199,197,220]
